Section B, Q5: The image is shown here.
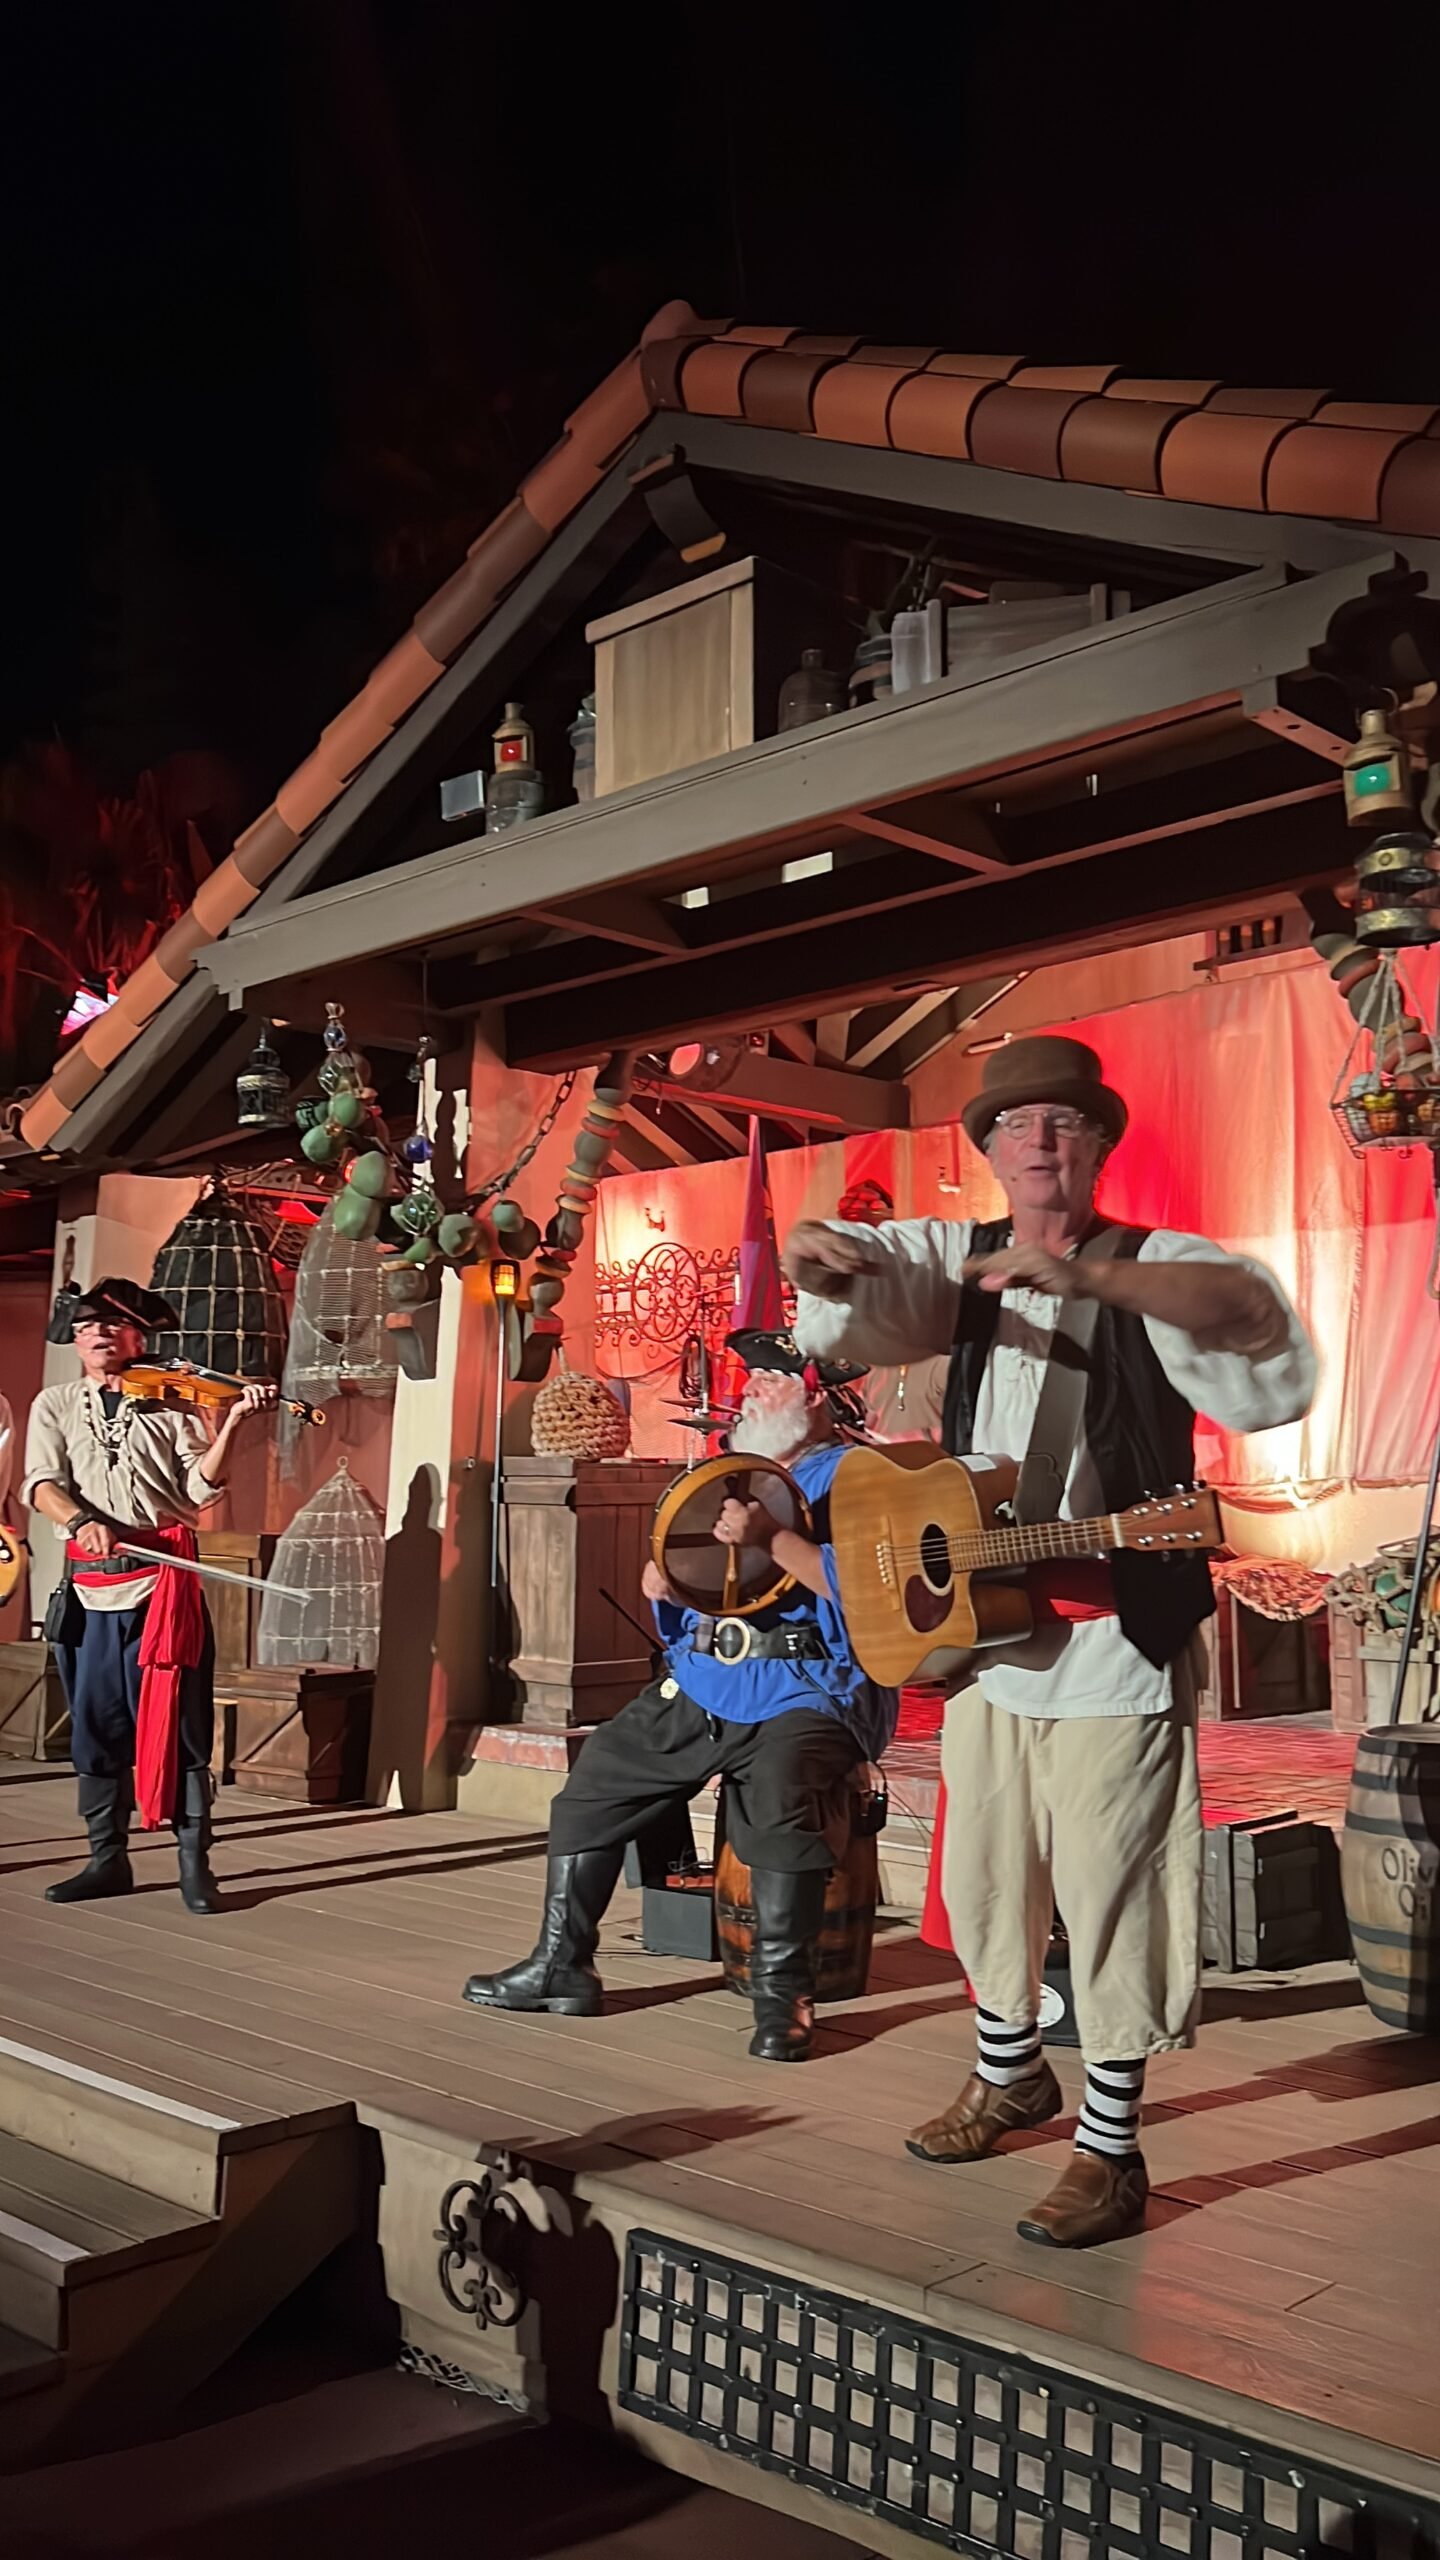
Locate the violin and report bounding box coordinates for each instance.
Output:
[118,1363,326,1430]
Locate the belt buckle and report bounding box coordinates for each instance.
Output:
[713,1617,752,1664]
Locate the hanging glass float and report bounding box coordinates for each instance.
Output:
[149,1178,288,1381]
[258,1458,384,1669]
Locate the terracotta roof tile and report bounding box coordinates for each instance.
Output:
[1010,363,1122,395]
[888,371,997,461]
[192,865,259,937]
[810,360,921,447]
[1159,410,1291,511]
[740,348,837,433]
[852,344,941,369]
[1380,438,1440,537]
[230,806,299,890]
[112,953,187,1029]
[784,333,865,357]
[1266,422,1411,523]
[49,1045,107,1110]
[968,383,1089,479]
[1059,395,1186,493]
[722,325,796,347]
[413,500,547,658]
[274,750,346,842]
[1104,376,1223,406]
[152,911,218,977]
[679,340,761,419]
[923,353,1026,381]
[640,335,705,409]
[20,301,1440,1162]
[1314,400,1440,433]
[1203,386,1330,420]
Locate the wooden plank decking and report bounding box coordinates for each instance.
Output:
[0,1765,1436,2489]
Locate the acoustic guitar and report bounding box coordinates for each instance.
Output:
[826,1443,1222,1688]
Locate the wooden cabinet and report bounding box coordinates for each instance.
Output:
[500,1456,677,1729]
[586,558,852,799]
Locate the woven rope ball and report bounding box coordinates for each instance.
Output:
[530,1368,630,1459]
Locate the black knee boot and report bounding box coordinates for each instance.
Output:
[461,1847,623,2016]
[46,1771,134,1904]
[747,1867,829,2062]
[175,1768,222,1916]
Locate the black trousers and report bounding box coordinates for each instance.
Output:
[549,1680,862,1875]
[53,1599,216,1782]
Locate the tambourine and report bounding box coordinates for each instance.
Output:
[651,1454,813,1619]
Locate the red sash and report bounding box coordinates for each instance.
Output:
[66,1525,205,1828]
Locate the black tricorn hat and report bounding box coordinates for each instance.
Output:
[47,1275,182,1346]
[726,1327,869,1389]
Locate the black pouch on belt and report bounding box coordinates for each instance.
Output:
[42,1571,79,1646]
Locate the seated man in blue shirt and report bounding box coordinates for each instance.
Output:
[462,1333,897,2061]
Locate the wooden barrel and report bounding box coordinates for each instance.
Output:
[714,1829,879,2004]
[1341,1726,1440,2034]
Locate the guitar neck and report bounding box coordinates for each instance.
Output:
[964,1515,1127,1571]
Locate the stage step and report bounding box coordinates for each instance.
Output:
[0,2128,213,2354]
[0,2041,365,2467]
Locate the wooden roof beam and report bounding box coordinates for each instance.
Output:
[652,1047,907,1133]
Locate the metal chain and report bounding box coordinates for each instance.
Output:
[467,1069,579,1208]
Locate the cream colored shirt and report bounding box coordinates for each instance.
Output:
[22,1382,225,1613]
[795,1219,1316,1719]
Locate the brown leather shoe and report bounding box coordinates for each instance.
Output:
[906,2061,1063,2164]
[1017,2146,1149,2247]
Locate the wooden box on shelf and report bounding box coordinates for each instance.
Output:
[222,1665,374,1805]
[0,1641,69,1761]
[586,557,852,798]
[501,1455,677,1729]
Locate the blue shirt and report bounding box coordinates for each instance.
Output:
[651,1441,897,1765]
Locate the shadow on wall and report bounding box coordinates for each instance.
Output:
[369,1465,442,1810]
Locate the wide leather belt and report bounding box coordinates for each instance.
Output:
[692,1619,828,1665]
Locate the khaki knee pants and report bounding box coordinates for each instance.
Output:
[938,1672,1202,2061]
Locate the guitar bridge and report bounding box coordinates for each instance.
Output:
[876,1539,895,1591]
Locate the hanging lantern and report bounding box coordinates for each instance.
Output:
[149,1181,288,1382]
[235,1024,290,1127]
[487,701,544,833]
[1343,706,1414,828]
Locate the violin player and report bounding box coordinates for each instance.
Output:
[22,1277,277,1914]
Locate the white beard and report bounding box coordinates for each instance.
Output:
[731,1385,813,1464]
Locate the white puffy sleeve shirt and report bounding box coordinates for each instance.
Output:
[794,1220,1317,1717]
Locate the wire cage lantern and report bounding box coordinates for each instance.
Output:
[278,1199,395,1463]
[149,1180,288,1381]
[1328,950,1440,1154]
[258,1458,385,1670]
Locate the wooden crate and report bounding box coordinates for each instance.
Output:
[1327,1603,1366,1731]
[1194,1585,1331,1721]
[586,558,852,798]
[501,1456,676,1729]
[0,1641,69,1762]
[222,1666,374,1804]
[1203,1818,1347,1971]
[198,1531,276,1683]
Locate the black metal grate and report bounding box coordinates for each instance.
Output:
[618,2232,1440,2560]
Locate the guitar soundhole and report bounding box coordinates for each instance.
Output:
[918,1523,951,1594]
[901,1522,955,1639]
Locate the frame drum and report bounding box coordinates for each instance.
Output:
[651,1454,813,1618]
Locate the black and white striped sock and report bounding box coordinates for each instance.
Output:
[976,2010,1043,2089]
[1076,2058,1146,2159]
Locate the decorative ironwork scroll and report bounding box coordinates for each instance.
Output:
[595,1242,741,1355]
[434,2156,530,2330]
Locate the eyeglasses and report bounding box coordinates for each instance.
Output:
[991,1107,1098,1140]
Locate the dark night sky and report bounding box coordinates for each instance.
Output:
[7,1,1440,790]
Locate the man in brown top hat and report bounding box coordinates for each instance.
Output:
[785,1036,1315,2247]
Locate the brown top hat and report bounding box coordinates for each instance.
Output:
[960,1035,1127,1151]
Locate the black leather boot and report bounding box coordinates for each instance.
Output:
[175,1768,222,1916]
[46,1772,134,1904]
[461,1848,623,2016]
[747,1867,828,2062]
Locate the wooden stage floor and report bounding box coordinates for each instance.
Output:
[1,1762,1438,2505]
